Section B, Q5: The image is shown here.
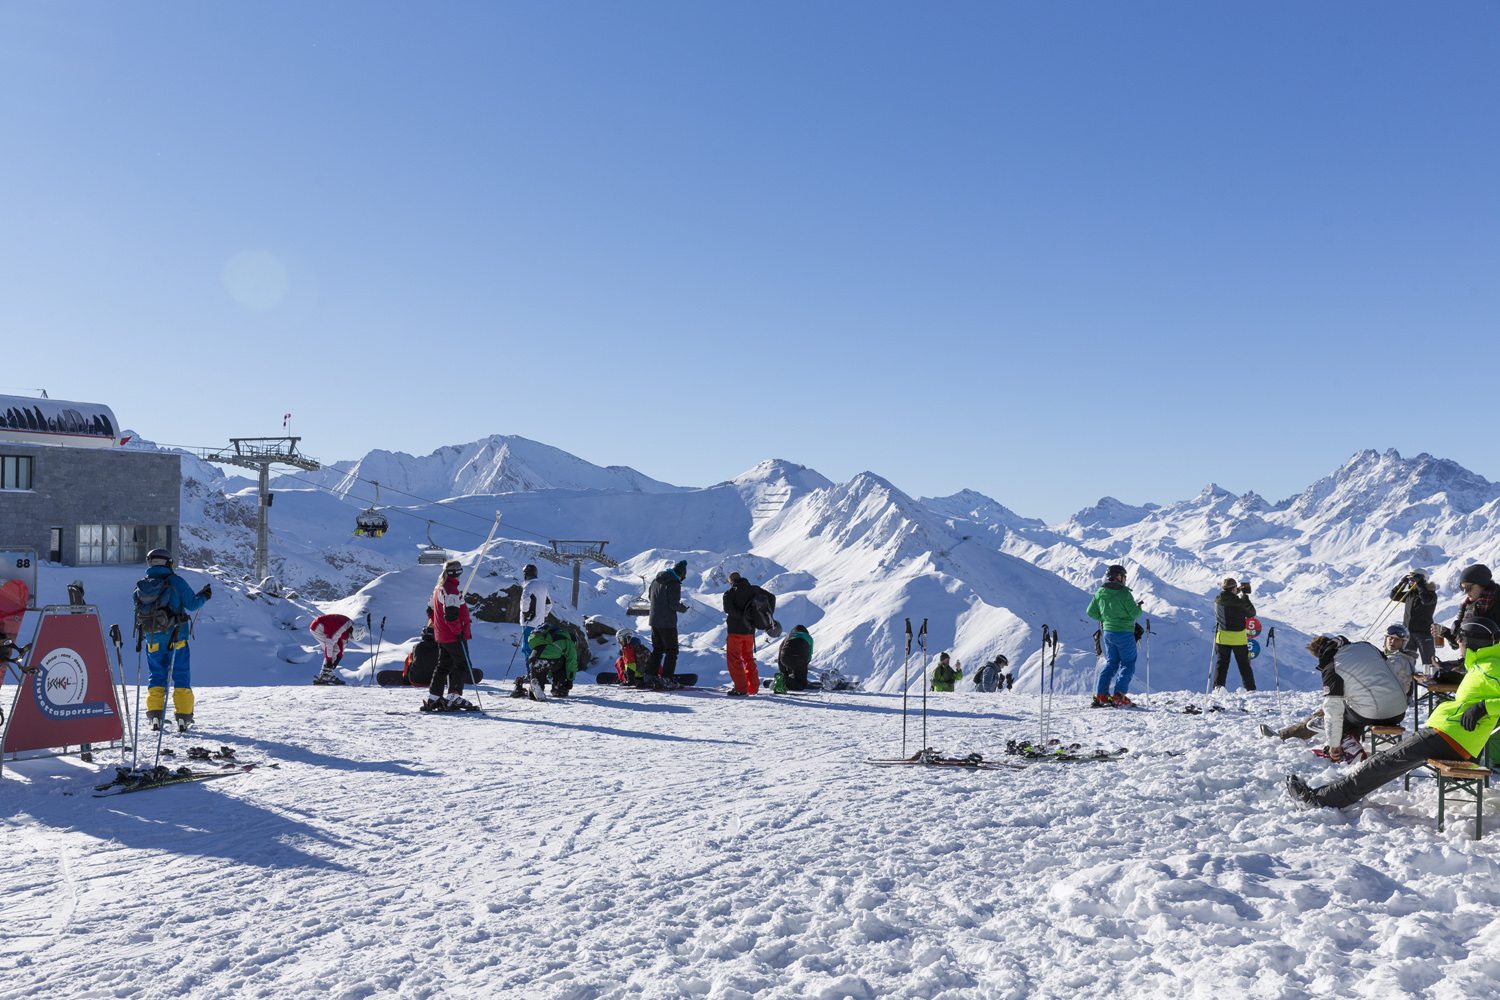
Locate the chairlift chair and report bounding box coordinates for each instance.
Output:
[354,480,389,538]
[416,520,448,566]
[626,574,651,617]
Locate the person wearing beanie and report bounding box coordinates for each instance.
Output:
[930,652,963,692]
[1211,577,1257,692]
[519,563,552,655]
[646,559,690,686]
[1390,570,1438,668]
[1085,564,1144,707]
[1288,616,1500,810]
[721,572,761,696]
[1435,564,1500,658]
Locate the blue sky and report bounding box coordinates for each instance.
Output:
[2,2,1495,521]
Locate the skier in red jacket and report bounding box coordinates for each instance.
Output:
[309,613,359,686]
[426,560,478,712]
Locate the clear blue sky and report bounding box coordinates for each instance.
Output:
[3,2,1495,521]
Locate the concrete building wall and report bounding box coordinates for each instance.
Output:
[0,445,181,565]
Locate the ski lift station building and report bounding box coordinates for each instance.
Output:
[0,395,180,566]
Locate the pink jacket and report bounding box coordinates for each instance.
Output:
[432,576,471,643]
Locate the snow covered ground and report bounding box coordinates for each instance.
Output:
[4,680,1499,999]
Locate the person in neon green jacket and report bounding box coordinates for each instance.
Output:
[1287,615,1500,809]
[930,653,962,692]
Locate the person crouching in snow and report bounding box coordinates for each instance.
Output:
[524,622,578,697]
[424,559,477,712]
[614,628,652,687]
[309,613,361,685]
[930,653,962,692]
[1262,633,1411,763]
[1287,616,1500,809]
[1086,564,1144,707]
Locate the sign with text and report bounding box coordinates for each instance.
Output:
[3,607,123,754]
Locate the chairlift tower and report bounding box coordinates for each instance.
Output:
[536,540,618,608]
[202,437,321,582]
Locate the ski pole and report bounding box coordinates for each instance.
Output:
[1268,626,1282,724]
[461,638,483,709]
[1047,630,1058,743]
[1143,619,1153,709]
[365,613,374,686]
[918,619,929,758]
[151,624,181,770]
[366,614,386,687]
[901,618,912,758]
[1364,582,1408,642]
[131,630,144,771]
[107,624,133,761]
[1037,626,1048,744]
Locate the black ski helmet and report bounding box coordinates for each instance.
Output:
[1459,616,1500,650]
[444,559,462,576]
[523,564,538,580]
[1460,564,1493,588]
[1386,623,1410,639]
[146,548,173,568]
[1106,564,1127,582]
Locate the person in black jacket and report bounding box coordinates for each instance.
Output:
[1391,570,1437,668]
[647,560,689,685]
[722,572,760,696]
[777,625,813,691]
[1212,578,1257,691]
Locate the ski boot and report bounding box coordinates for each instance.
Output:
[176,715,193,733]
[419,696,448,713]
[1111,693,1134,707]
[1090,694,1113,709]
[147,709,165,732]
[444,694,478,712]
[312,671,347,686]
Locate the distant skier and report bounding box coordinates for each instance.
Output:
[722,572,761,697]
[519,564,552,652]
[1086,564,1145,707]
[1211,577,1257,692]
[1391,570,1437,668]
[973,654,1011,693]
[776,625,814,691]
[1288,616,1500,810]
[646,560,690,686]
[525,621,578,697]
[308,612,358,686]
[424,559,477,712]
[930,653,962,692]
[133,548,211,732]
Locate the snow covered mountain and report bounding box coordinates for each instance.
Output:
[105,437,1497,697]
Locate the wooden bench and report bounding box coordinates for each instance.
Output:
[1404,759,1488,838]
[1367,725,1406,758]
[1412,678,1459,728]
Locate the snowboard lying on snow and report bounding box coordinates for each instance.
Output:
[594,672,700,688]
[376,668,485,688]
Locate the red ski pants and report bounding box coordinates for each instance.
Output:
[726,633,759,695]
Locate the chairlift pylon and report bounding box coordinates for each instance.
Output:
[354,480,389,538]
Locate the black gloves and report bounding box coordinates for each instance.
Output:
[198,583,212,600]
[1134,623,1145,641]
[1238,583,1252,595]
[1460,702,1488,732]
[677,603,689,613]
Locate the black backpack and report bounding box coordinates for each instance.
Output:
[133,574,181,637]
[746,588,780,637]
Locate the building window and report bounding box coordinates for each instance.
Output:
[0,455,33,490]
[77,524,102,566]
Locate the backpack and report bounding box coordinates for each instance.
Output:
[133,574,181,636]
[746,588,780,637]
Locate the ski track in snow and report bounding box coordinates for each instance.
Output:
[3,686,1500,999]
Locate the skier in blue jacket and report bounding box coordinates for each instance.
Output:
[137,548,210,732]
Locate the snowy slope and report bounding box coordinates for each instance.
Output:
[3,685,1498,999]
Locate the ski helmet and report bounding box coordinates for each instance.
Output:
[444,559,462,575]
[146,548,173,568]
[1460,564,1493,588]
[1459,616,1500,650]
[617,628,634,646]
[1386,624,1409,639]
[523,564,538,580]
[1106,564,1127,582]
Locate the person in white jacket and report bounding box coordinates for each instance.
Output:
[520,564,552,652]
[1259,629,1413,762]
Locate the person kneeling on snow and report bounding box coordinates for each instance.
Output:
[614,628,652,687]
[930,653,962,692]
[1287,616,1500,809]
[525,622,578,697]
[1264,632,1412,763]
[309,613,362,685]
[776,625,814,691]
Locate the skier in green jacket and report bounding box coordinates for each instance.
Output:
[1086,564,1145,707]
[524,623,579,697]
[1288,615,1500,809]
[930,652,963,692]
